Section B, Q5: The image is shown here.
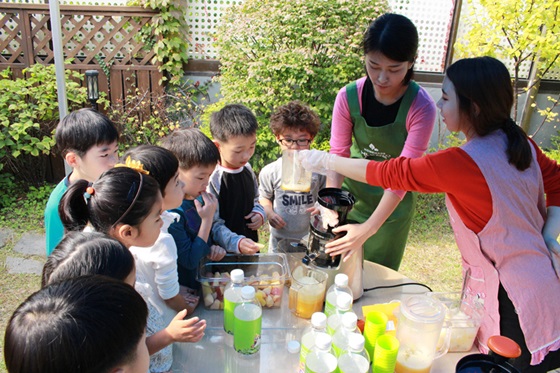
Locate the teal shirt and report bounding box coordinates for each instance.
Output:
[44,176,70,255]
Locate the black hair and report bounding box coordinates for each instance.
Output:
[55,108,119,158]
[209,104,259,142]
[160,128,220,169]
[42,231,134,288]
[363,13,419,84]
[446,57,532,171]
[4,275,147,373]
[59,166,160,233]
[269,101,321,137]
[121,145,179,195]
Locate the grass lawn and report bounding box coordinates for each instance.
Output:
[0,186,459,372]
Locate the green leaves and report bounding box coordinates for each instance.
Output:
[212,0,389,171]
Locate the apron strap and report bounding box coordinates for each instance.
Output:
[345,81,361,123]
[395,81,420,123]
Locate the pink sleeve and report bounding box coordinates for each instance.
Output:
[330,77,367,158]
[389,86,437,199]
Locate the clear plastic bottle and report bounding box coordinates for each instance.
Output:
[337,333,371,373]
[324,273,353,317]
[332,312,360,357]
[304,332,338,373]
[299,312,328,373]
[326,292,353,335]
[223,269,245,334]
[233,286,262,355]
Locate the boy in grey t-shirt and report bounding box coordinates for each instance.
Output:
[258,101,326,250]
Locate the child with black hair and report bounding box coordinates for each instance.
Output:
[122,145,200,317]
[44,108,119,255]
[160,128,227,289]
[59,166,206,372]
[5,275,150,373]
[209,104,266,254]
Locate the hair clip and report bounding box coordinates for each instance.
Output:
[83,185,95,201]
[114,156,150,175]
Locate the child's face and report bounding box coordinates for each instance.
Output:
[162,171,185,210]
[276,129,314,151]
[215,135,256,169]
[133,192,163,248]
[179,164,216,200]
[71,141,119,182]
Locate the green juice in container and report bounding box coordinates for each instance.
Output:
[223,269,245,334]
[233,286,262,355]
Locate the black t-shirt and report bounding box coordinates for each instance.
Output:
[361,77,403,127]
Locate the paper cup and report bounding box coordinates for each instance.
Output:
[363,311,388,358]
[373,334,400,373]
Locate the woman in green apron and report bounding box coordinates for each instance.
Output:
[326,13,436,270]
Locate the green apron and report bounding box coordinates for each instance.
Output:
[342,80,419,270]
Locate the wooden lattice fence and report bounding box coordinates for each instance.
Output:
[0,3,163,108]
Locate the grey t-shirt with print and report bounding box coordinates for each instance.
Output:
[258,158,326,251]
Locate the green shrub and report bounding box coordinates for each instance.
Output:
[211,0,389,171]
[0,64,87,182]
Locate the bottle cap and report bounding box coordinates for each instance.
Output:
[341,312,358,329]
[336,293,353,310]
[231,269,244,283]
[315,332,332,350]
[347,333,365,351]
[287,340,301,354]
[334,273,349,287]
[241,286,255,300]
[311,312,327,329]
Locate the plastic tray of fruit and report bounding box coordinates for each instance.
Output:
[197,253,289,310]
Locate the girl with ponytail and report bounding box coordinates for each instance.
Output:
[299,56,560,371]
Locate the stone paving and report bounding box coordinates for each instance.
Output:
[1,228,45,275]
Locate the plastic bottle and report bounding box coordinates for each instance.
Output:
[324,274,353,317]
[337,333,371,373]
[326,292,353,335]
[223,269,245,334]
[304,332,338,373]
[332,312,360,357]
[233,286,262,355]
[299,312,328,373]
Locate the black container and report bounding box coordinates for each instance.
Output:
[306,224,341,268]
[455,354,520,373]
[317,188,355,231]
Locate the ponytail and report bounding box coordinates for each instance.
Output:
[59,179,90,232]
[503,118,532,171]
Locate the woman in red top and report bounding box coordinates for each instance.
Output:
[300,57,560,371]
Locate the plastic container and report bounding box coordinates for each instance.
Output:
[337,333,371,373]
[223,269,245,334]
[197,253,289,310]
[326,292,353,335]
[428,292,484,352]
[233,286,262,355]
[299,312,328,373]
[324,273,353,317]
[304,332,338,373]
[281,149,312,192]
[332,312,360,357]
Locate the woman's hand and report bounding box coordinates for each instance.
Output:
[325,222,376,262]
[545,235,560,278]
[298,150,336,175]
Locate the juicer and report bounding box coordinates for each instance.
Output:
[302,188,363,300]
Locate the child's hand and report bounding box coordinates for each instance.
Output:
[245,211,264,230]
[166,310,206,343]
[195,192,218,220]
[239,238,264,254]
[207,245,227,261]
[267,212,286,229]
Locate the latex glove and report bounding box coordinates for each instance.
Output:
[298,149,336,175]
[545,236,560,278]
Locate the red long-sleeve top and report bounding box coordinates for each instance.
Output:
[365,138,560,234]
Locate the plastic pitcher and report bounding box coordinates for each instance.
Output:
[395,294,450,373]
[289,266,328,319]
[281,149,312,192]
